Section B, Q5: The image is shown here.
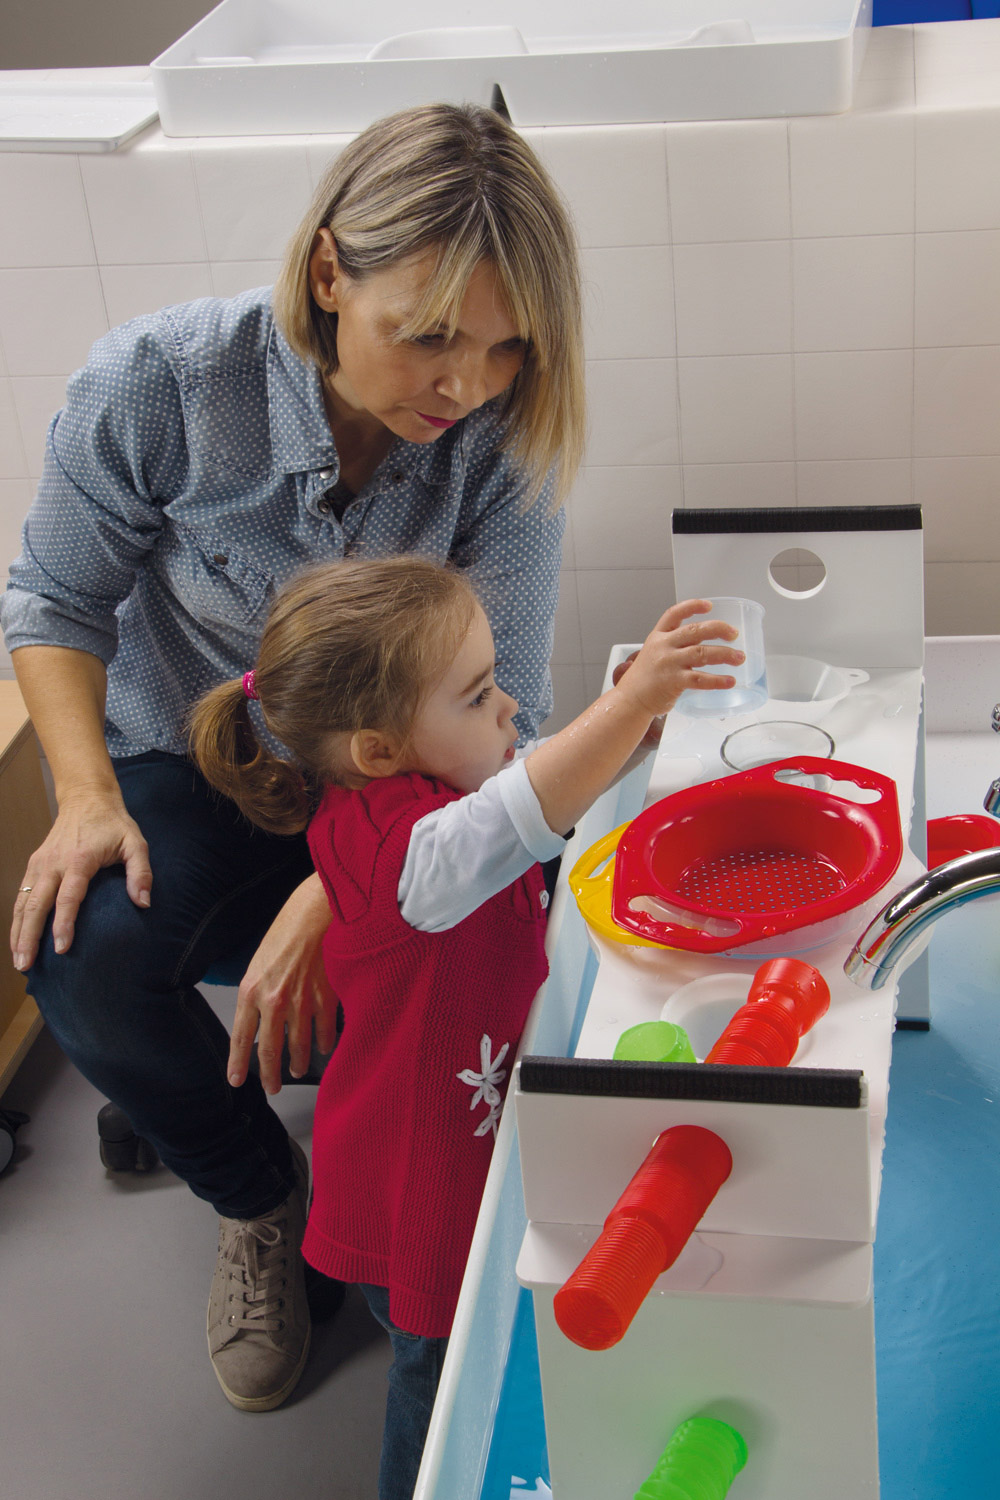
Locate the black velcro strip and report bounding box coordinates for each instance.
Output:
[518,1056,863,1109]
[672,505,921,535]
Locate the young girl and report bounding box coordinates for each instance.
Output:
[188,556,741,1499]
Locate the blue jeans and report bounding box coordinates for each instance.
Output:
[27,751,316,1218]
[360,1285,450,1500]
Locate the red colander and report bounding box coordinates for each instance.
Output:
[611,757,902,954]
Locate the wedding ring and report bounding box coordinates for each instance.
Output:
[20,885,32,893]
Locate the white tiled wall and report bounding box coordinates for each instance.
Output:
[2,22,999,730]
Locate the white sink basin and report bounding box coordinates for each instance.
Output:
[152,0,872,136]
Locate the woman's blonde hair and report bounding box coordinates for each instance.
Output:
[188,558,478,835]
[273,102,585,508]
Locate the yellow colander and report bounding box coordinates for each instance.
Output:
[567,823,660,948]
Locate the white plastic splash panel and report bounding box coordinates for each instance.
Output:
[151,0,872,137]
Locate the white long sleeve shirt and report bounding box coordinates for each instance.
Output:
[398,742,651,931]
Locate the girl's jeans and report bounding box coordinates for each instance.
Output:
[360,1284,450,1500]
[27,751,316,1219]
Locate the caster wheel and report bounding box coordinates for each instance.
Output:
[97,1102,159,1172]
[0,1122,15,1175]
[0,1107,28,1176]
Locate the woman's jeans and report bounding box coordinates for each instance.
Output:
[360,1285,449,1500]
[27,751,316,1219]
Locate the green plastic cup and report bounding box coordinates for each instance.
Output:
[614,1021,697,1065]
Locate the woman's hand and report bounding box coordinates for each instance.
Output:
[227,873,337,1094]
[12,790,152,972]
[9,647,151,972]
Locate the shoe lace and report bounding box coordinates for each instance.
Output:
[220,1213,291,1334]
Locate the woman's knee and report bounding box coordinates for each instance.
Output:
[27,866,182,1033]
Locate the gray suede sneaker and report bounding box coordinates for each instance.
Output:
[207,1138,311,1412]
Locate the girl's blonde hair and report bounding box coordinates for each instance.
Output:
[188,558,478,835]
[273,102,585,509]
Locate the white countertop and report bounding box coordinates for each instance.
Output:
[0,68,157,152]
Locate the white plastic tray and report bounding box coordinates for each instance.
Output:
[151,0,872,137]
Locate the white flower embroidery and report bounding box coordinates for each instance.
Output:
[457,1034,510,1139]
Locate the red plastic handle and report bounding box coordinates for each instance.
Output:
[553,1125,732,1351]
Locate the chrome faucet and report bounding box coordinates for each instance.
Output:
[986,702,1000,815]
[844,846,1000,990]
[846,700,1000,990]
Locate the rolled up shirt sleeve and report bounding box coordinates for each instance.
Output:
[1,320,185,663]
[398,759,567,932]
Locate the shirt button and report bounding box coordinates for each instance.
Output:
[317,498,332,515]
[540,890,550,910]
[212,553,228,566]
[318,466,335,481]
[391,471,405,485]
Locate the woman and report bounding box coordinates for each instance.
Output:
[1,102,584,1413]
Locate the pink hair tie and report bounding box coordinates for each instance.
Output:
[242,670,259,701]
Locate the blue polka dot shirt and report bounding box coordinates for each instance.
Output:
[1,288,563,757]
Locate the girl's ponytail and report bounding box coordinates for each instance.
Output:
[188,677,312,835]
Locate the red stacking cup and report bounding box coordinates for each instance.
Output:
[704,957,830,1068]
[553,1124,732,1351]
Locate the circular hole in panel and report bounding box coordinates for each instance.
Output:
[660,973,752,1060]
[768,546,827,600]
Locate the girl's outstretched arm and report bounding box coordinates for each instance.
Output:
[523,599,743,837]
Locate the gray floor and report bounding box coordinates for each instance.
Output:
[0,999,393,1500]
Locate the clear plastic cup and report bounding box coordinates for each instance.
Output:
[720,719,835,772]
[675,597,766,717]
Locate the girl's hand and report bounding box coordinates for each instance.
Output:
[612,599,745,721]
[523,599,746,837]
[11,790,152,972]
[227,873,338,1094]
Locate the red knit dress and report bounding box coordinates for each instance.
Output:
[302,771,550,1339]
